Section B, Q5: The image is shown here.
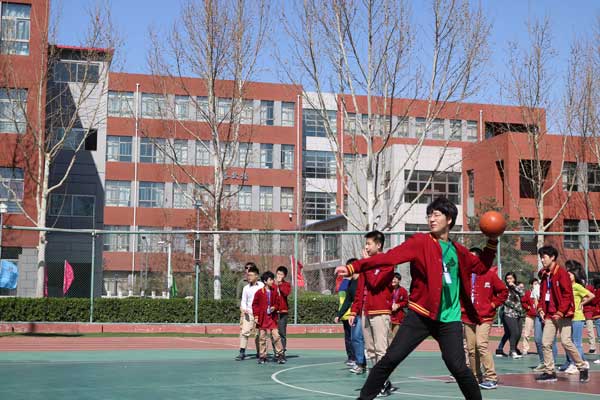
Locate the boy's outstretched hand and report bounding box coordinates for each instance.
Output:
[335,265,350,276]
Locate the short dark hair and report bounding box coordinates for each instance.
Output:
[394,272,402,281]
[365,230,385,249]
[261,271,275,282]
[426,197,458,230]
[594,278,600,289]
[566,260,586,285]
[245,262,257,270]
[246,264,259,275]
[529,278,539,285]
[538,245,558,261]
[346,258,358,265]
[469,247,483,257]
[504,271,517,283]
[276,266,288,276]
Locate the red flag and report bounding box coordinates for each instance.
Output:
[63,260,74,295]
[290,256,306,288]
[43,265,48,297]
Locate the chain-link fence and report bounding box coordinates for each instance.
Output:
[1,226,600,323]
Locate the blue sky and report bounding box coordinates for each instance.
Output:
[53,0,599,125]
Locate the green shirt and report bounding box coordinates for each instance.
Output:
[438,240,461,323]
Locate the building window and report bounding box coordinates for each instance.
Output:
[0,167,23,212]
[196,96,209,122]
[395,117,409,137]
[466,120,478,142]
[103,225,130,252]
[106,136,132,162]
[429,119,445,139]
[260,100,274,125]
[562,162,578,191]
[53,127,97,151]
[345,113,357,134]
[281,187,294,212]
[138,182,164,208]
[467,170,474,197]
[404,223,430,239]
[415,117,426,137]
[237,142,253,168]
[279,235,294,254]
[141,93,167,119]
[303,109,336,137]
[303,150,336,179]
[563,219,580,249]
[587,164,600,192]
[195,140,211,166]
[170,139,189,165]
[108,91,134,118]
[105,180,131,207]
[241,99,253,124]
[137,226,164,252]
[238,185,252,211]
[305,234,320,263]
[0,88,26,133]
[140,138,166,164]
[260,144,273,169]
[281,102,295,126]
[520,218,537,254]
[304,191,336,220]
[218,98,232,121]
[1,3,30,55]
[589,221,600,249]
[49,194,94,217]
[519,160,550,199]
[376,115,392,135]
[404,170,461,204]
[382,170,391,200]
[323,235,339,261]
[259,186,273,211]
[53,61,99,83]
[173,183,190,209]
[175,95,193,120]
[281,144,294,170]
[449,120,462,140]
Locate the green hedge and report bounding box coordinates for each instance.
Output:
[0,295,338,324]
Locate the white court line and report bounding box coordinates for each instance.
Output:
[173,337,238,348]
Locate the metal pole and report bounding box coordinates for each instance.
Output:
[497,235,502,279]
[90,231,96,323]
[195,263,199,323]
[584,232,589,279]
[195,202,201,324]
[293,232,298,325]
[0,212,3,265]
[167,241,172,298]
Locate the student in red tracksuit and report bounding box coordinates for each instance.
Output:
[337,197,498,400]
[390,273,408,339]
[536,245,589,382]
[520,279,538,356]
[275,266,291,358]
[252,271,285,365]
[462,248,508,390]
[583,281,597,355]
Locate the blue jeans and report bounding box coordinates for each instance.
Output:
[534,316,557,363]
[343,320,355,361]
[565,320,585,365]
[352,316,366,365]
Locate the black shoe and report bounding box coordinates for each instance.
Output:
[495,349,507,357]
[277,356,286,364]
[377,388,391,398]
[535,372,557,382]
[235,352,246,361]
[257,358,267,364]
[580,368,589,383]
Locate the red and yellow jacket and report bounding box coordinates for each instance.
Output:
[521,289,538,318]
[348,233,497,324]
[276,280,291,314]
[461,267,508,325]
[391,286,409,324]
[252,286,280,329]
[350,264,395,317]
[537,264,575,319]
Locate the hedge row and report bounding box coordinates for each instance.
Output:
[0,295,338,324]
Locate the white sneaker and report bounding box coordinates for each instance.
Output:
[594,359,600,364]
[584,361,590,369]
[565,364,578,374]
[510,352,522,359]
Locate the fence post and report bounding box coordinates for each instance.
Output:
[496,235,502,279]
[293,232,298,325]
[90,231,96,323]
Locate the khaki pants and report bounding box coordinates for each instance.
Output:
[464,323,496,382]
[363,314,390,364]
[239,312,259,350]
[542,317,585,373]
[521,316,535,354]
[586,319,597,351]
[390,323,400,341]
[258,328,283,359]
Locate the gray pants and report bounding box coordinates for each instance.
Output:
[278,313,288,351]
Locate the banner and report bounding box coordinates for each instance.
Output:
[63,260,74,295]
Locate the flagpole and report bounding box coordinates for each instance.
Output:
[90,231,96,323]
[293,233,298,325]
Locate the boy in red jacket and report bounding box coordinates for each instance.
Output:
[536,245,589,382]
[336,197,498,400]
[520,279,538,356]
[252,271,285,365]
[275,266,291,358]
[390,273,408,338]
[462,248,508,390]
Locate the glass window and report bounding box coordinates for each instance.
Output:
[238,185,252,211]
[303,150,336,179]
[260,100,274,125]
[259,186,273,211]
[281,102,295,127]
[49,194,94,217]
[53,61,99,83]
[141,93,167,119]
[175,95,193,120]
[103,225,130,252]
[345,113,357,134]
[466,120,478,142]
[323,235,340,261]
[589,221,600,249]
[218,98,232,121]
[562,162,578,191]
[106,136,132,162]
[105,180,131,207]
[587,164,600,192]
[72,195,95,216]
[138,182,164,208]
[563,220,580,249]
[108,91,134,118]
[140,138,166,164]
[304,191,336,220]
[173,183,191,209]
[281,144,294,170]
[449,120,462,140]
[173,139,188,165]
[415,117,426,137]
[376,115,392,136]
[404,224,430,239]
[0,167,23,212]
[260,144,273,169]
[49,194,71,216]
[237,142,253,168]
[395,117,409,137]
[305,234,320,263]
[404,170,461,205]
[1,3,31,55]
[137,226,164,252]
[53,127,87,151]
[430,119,445,139]
[241,100,253,124]
[195,140,211,166]
[303,109,336,137]
[196,96,209,122]
[280,187,293,212]
[193,184,211,206]
[520,218,537,254]
[259,233,273,255]
[467,170,474,197]
[0,88,26,133]
[279,235,294,254]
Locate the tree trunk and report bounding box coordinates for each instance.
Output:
[34,157,50,297]
[213,232,222,300]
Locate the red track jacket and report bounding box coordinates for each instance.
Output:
[350,264,395,317]
[583,284,596,320]
[276,280,291,314]
[592,288,600,319]
[252,286,280,329]
[391,286,409,324]
[348,233,497,324]
[537,264,575,319]
[521,289,538,318]
[462,266,508,325]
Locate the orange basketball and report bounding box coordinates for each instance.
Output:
[479,211,506,237]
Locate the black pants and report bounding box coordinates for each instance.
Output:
[278,313,288,351]
[501,315,522,353]
[358,310,481,400]
[343,320,355,360]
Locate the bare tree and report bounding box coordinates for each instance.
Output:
[147,0,268,299]
[282,0,490,231]
[0,2,119,297]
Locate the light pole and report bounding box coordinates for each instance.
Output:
[0,202,7,267]
[158,240,172,298]
[194,199,202,323]
[141,235,149,296]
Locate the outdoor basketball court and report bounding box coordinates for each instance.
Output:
[0,335,598,399]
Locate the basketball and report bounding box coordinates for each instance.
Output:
[479,211,506,237]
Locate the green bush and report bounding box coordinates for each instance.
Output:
[0,296,339,324]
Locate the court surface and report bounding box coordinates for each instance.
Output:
[0,335,598,400]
